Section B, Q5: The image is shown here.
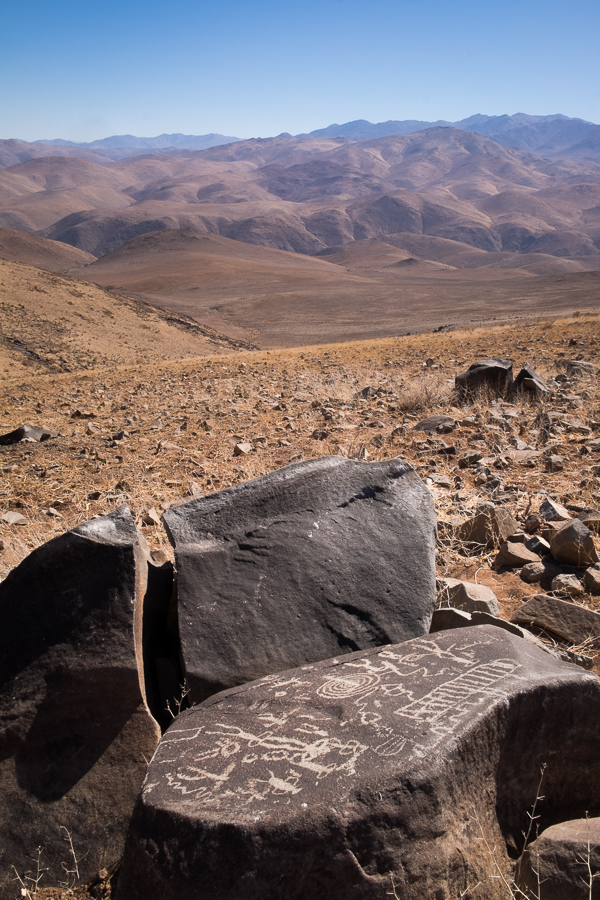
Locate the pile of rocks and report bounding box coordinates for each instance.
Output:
[1,454,599,899]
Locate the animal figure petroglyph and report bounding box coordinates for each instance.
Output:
[148,635,524,812]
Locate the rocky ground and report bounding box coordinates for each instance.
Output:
[3,310,600,897]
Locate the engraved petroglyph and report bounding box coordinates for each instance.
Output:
[149,634,529,813]
[317,672,381,699]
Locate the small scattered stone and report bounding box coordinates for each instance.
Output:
[141,507,162,527]
[458,449,484,468]
[429,474,452,487]
[550,519,599,567]
[513,363,549,397]
[546,455,564,472]
[1,511,27,526]
[525,535,551,555]
[520,561,553,584]
[311,429,329,440]
[0,423,57,445]
[583,567,600,594]
[566,359,596,377]
[413,415,456,434]
[495,541,541,568]
[577,507,600,534]
[458,507,520,548]
[539,496,571,522]
[233,441,253,456]
[524,513,544,534]
[437,577,500,615]
[551,573,585,597]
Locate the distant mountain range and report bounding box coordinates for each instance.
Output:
[305,113,600,158]
[2,113,600,168]
[2,126,600,271]
[34,132,240,151]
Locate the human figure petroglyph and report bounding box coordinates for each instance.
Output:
[151,634,531,809]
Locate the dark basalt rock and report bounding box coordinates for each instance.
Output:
[0,422,57,445]
[116,627,600,900]
[550,519,598,567]
[455,358,513,397]
[0,506,170,898]
[513,363,549,397]
[164,456,437,703]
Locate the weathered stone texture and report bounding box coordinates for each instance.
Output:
[0,506,163,897]
[164,456,437,702]
[116,627,600,900]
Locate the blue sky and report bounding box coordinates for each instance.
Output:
[2,0,599,142]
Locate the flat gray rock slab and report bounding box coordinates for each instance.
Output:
[116,627,600,900]
[164,456,437,702]
[0,506,162,898]
[495,541,541,568]
[517,817,600,899]
[511,594,600,649]
[413,414,456,434]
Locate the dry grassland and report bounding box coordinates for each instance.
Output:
[4,312,600,898]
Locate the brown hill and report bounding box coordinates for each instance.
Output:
[0,258,252,379]
[0,129,599,279]
[0,228,95,270]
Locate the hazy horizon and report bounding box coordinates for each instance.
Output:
[2,0,599,144]
[3,110,600,147]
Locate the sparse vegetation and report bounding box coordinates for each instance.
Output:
[4,312,600,898]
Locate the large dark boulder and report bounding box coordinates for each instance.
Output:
[116,627,600,900]
[455,358,513,397]
[164,456,437,703]
[0,506,170,898]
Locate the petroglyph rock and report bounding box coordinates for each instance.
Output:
[116,628,600,900]
[0,506,166,897]
[164,456,437,703]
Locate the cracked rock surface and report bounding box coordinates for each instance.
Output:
[164,456,437,702]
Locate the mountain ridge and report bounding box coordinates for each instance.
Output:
[4,113,599,168]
